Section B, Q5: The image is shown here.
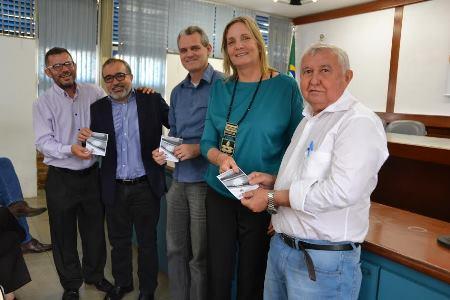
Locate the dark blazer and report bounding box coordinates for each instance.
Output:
[90,92,170,205]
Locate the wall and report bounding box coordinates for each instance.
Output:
[0,35,37,197]
[395,0,450,115]
[295,8,394,112]
[295,0,450,116]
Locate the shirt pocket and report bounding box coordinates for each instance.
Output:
[299,151,332,182]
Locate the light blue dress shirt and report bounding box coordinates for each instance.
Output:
[169,64,222,183]
[111,90,146,179]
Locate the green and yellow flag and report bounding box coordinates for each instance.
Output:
[288,35,296,78]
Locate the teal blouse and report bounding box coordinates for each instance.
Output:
[200,73,303,198]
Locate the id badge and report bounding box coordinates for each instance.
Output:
[224,122,238,137]
[220,136,235,155]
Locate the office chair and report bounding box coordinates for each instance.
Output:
[385,120,427,136]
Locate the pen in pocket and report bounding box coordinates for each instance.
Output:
[307,141,314,157]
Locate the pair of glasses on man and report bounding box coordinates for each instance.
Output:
[46,61,75,71]
[103,72,131,83]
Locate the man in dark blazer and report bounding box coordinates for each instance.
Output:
[79,58,169,300]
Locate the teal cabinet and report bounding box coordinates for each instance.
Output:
[359,260,380,300]
[359,251,450,300]
[378,269,448,299]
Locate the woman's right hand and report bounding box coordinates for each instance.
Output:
[207,148,240,174]
[217,152,239,174]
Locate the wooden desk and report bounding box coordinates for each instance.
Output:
[386,133,450,165]
[373,134,450,222]
[364,203,450,284]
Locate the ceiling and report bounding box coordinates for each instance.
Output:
[207,0,373,19]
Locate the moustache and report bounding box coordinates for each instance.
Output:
[59,71,72,78]
[112,83,125,89]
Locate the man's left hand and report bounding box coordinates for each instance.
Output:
[174,144,200,161]
[136,87,155,94]
[241,188,269,213]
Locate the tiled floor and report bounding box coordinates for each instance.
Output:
[15,190,170,300]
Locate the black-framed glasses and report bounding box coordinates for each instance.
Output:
[103,72,130,83]
[46,61,75,71]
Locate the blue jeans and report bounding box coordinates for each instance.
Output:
[166,180,207,300]
[0,157,32,243]
[264,233,362,300]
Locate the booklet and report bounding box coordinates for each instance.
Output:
[86,132,108,156]
[159,136,183,162]
[217,167,259,200]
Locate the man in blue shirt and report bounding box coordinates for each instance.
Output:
[152,26,222,300]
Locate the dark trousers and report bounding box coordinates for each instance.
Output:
[0,207,31,293]
[45,165,106,290]
[105,181,159,296]
[206,187,271,300]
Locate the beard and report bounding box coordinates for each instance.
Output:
[56,71,76,89]
[109,84,132,101]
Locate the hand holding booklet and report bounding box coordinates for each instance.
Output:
[86,132,108,156]
[217,167,259,200]
[160,135,183,162]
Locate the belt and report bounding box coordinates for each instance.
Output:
[51,163,98,176]
[116,175,147,185]
[280,233,359,281]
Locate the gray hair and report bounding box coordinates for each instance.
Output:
[302,43,350,73]
[102,58,132,75]
[177,26,210,48]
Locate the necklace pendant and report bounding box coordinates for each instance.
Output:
[220,136,235,155]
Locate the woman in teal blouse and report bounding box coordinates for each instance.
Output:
[200,16,302,299]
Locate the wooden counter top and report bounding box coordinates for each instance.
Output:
[386,133,450,165]
[364,203,450,284]
[387,133,450,150]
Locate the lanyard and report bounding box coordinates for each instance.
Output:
[220,75,263,156]
[225,75,263,126]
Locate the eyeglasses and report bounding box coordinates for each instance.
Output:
[46,61,75,71]
[103,72,130,83]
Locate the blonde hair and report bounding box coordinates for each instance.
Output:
[221,16,274,79]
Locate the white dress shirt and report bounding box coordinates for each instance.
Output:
[272,90,389,243]
[33,83,106,170]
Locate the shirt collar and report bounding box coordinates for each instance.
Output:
[181,64,214,88]
[302,89,355,119]
[109,88,136,105]
[52,82,79,99]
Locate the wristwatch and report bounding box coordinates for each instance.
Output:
[266,191,278,215]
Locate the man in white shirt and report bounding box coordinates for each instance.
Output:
[241,43,388,299]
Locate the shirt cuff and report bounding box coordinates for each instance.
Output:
[200,143,215,158]
[289,179,317,216]
[61,145,72,156]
